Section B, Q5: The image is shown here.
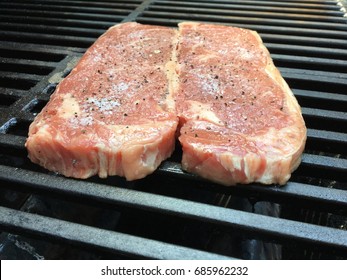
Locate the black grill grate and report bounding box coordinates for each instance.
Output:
[0,0,346,259]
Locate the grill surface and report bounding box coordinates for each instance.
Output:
[0,0,346,259]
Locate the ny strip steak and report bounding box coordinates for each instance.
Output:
[176,22,306,185]
[26,22,178,180]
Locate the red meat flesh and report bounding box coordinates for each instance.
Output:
[26,22,178,180]
[176,22,306,185]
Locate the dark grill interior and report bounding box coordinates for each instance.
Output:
[0,0,346,259]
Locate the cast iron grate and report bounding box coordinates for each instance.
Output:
[0,0,346,259]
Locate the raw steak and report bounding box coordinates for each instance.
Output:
[175,22,306,185]
[26,22,178,180]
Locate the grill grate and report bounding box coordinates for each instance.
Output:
[0,0,347,259]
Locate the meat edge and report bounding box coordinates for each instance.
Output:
[25,120,177,181]
[180,125,306,186]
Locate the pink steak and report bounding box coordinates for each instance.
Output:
[176,22,306,185]
[26,22,178,180]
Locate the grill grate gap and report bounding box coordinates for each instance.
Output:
[293,166,346,188]
[294,93,347,112]
[305,138,347,160]
[0,77,37,91]
[303,114,346,134]
[0,62,55,76]
[0,95,18,108]
[0,48,65,62]
[5,120,31,137]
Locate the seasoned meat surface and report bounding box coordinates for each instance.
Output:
[26,22,178,180]
[176,22,306,185]
[26,22,306,185]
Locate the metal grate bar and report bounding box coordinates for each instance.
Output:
[1,3,134,15]
[0,72,42,90]
[0,158,345,214]
[0,133,25,147]
[0,70,44,81]
[260,34,347,48]
[0,58,57,74]
[267,44,347,60]
[0,15,118,30]
[281,72,347,94]
[0,166,346,255]
[0,161,345,214]
[148,5,347,23]
[281,69,347,82]
[155,0,344,15]
[0,88,26,99]
[301,107,346,134]
[273,54,347,73]
[0,30,96,48]
[0,44,83,56]
[1,22,106,38]
[301,107,346,123]
[140,11,347,30]
[5,0,142,5]
[0,206,231,260]
[0,42,75,59]
[157,0,339,9]
[158,159,347,194]
[1,8,130,22]
[261,26,347,40]
[293,89,347,112]
[295,89,347,101]
[121,0,157,23]
[306,128,347,144]
[301,154,347,171]
[137,17,347,41]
